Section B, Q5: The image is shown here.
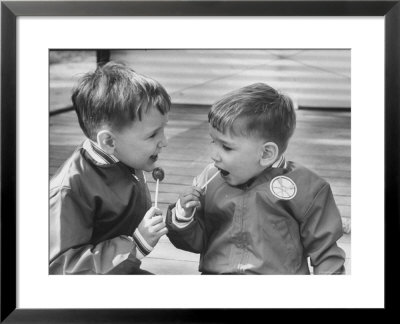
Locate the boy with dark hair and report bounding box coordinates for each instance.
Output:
[50,62,171,274]
[166,83,346,275]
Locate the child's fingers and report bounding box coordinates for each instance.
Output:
[184,187,202,198]
[145,207,162,218]
[183,201,201,209]
[153,221,167,232]
[143,207,154,220]
[192,186,203,195]
[180,193,201,204]
[157,227,168,236]
[181,187,202,198]
[150,215,164,225]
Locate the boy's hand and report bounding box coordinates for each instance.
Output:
[178,186,203,218]
[137,207,168,247]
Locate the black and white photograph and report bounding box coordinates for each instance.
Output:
[49,49,351,275]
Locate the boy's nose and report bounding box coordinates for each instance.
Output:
[159,134,168,148]
[210,148,221,162]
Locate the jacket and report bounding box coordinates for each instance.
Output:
[49,140,152,274]
[166,159,346,274]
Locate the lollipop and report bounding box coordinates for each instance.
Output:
[152,167,165,208]
[201,170,220,190]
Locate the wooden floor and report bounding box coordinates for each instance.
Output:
[50,49,350,112]
[49,105,351,275]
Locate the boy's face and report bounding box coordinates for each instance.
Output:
[113,108,168,172]
[209,125,267,186]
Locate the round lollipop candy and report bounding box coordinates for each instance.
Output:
[152,167,165,182]
[152,167,165,208]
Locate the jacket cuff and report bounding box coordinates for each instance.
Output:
[133,228,153,259]
[173,199,195,228]
[176,199,196,220]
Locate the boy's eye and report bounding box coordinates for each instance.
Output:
[149,132,158,139]
[222,145,232,151]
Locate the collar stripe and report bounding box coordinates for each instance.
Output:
[83,139,119,165]
[91,142,118,164]
[272,155,286,169]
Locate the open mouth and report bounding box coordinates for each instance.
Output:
[150,154,158,162]
[216,166,230,177]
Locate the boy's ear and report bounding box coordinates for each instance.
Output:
[96,130,116,154]
[260,142,279,167]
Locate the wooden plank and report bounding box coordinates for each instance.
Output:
[111,49,350,108]
[141,258,200,275]
[331,186,351,196]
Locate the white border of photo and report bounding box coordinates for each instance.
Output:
[18,16,384,308]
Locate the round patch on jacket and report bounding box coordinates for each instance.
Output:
[270,176,297,200]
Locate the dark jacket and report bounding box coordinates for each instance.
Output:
[167,160,346,275]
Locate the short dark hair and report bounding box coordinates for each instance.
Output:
[208,83,296,153]
[72,62,171,140]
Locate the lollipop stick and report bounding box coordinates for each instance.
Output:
[201,170,221,190]
[155,179,159,208]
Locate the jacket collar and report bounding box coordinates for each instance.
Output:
[83,139,119,165]
[272,155,287,169]
[237,155,287,190]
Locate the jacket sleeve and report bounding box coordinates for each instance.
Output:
[165,165,217,253]
[299,183,346,275]
[49,187,142,274]
[165,203,207,254]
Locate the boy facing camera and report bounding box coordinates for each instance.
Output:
[50,62,170,274]
[166,83,346,275]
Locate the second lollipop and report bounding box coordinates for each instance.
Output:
[152,167,165,208]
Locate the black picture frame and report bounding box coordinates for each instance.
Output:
[1,0,399,322]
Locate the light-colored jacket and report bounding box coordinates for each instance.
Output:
[50,140,152,274]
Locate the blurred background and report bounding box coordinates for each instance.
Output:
[49,49,351,274]
[50,49,350,111]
